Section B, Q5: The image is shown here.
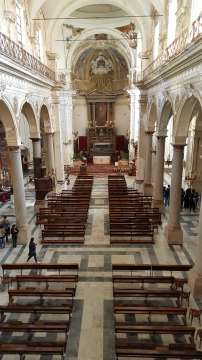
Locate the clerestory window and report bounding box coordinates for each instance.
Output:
[167,0,177,46]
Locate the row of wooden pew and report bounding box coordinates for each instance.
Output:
[0,262,79,359]
[38,175,93,245]
[112,263,202,359]
[108,175,161,244]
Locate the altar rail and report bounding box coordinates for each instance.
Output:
[143,15,202,80]
[0,32,55,82]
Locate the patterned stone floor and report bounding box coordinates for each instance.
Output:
[0,175,201,359]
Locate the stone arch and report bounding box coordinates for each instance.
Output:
[21,101,40,138]
[158,100,174,136]
[40,104,52,133]
[67,27,134,75]
[174,94,202,143]
[147,101,158,132]
[0,98,19,146]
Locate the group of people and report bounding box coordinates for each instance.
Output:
[0,216,18,248]
[163,185,201,211]
[0,216,38,262]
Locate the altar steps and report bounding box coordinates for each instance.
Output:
[70,164,116,176]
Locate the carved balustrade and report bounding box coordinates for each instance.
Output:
[143,15,202,79]
[0,32,55,82]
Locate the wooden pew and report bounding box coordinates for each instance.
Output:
[0,304,73,322]
[2,263,79,278]
[114,305,187,323]
[0,342,66,360]
[14,274,78,290]
[116,347,202,359]
[112,264,192,276]
[8,288,74,305]
[115,323,195,337]
[112,275,187,290]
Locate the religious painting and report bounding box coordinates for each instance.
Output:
[95,103,107,127]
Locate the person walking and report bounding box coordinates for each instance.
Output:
[1,216,10,243]
[11,224,18,248]
[0,225,5,249]
[27,237,37,263]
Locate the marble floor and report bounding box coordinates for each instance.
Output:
[0,175,201,360]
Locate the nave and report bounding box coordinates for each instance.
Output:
[0,175,201,360]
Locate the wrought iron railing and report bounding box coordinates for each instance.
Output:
[143,14,202,79]
[0,32,55,82]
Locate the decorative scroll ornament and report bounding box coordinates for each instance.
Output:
[117,22,137,49]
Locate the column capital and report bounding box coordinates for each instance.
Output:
[145,130,154,135]
[8,146,20,152]
[171,143,186,148]
[30,137,41,142]
[46,132,55,136]
[156,134,167,140]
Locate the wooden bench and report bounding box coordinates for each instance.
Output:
[115,323,195,337]
[114,305,187,323]
[2,263,79,277]
[14,274,78,291]
[0,342,66,360]
[113,288,182,304]
[112,275,187,290]
[115,347,202,359]
[0,304,73,322]
[112,264,193,276]
[8,288,74,304]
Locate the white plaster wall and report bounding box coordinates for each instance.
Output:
[72,96,88,136]
[114,96,130,136]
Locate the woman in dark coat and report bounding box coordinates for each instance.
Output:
[11,224,18,248]
[27,237,37,262]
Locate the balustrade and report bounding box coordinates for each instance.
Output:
[0,32,55,82]
[143,15,202,79]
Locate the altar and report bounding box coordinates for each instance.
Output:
[93,156,111,164]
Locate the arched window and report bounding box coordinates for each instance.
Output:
[153,21,160,59]
[191,0,202,23]
[167,0,177,46]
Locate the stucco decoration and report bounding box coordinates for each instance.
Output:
[72,45,128,95]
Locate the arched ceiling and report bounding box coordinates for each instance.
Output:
[28,0,165,72]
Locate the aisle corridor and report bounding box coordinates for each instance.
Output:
[0,176,201,359]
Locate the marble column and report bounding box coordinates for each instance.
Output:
[9,147,30,244]
[143,131,153,196]
[189,200,202,297]
[52,99,65,183]
[165,144,185,245]
[153,135,166,207]
[31,138,42,178]
[128,89,136,161]
[46,132,55,174]
[135,94,147,192]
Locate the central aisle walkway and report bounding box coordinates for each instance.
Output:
[0,175,200,360]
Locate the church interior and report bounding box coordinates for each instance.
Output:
[0,0,201,359]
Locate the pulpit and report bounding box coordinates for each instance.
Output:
[35,177,53,200]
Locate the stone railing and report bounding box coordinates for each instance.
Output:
[0,31,55,82]
[143,14,202,79]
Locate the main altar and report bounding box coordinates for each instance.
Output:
[87,101,116,164]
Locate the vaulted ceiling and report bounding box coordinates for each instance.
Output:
[28,0,166,71]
